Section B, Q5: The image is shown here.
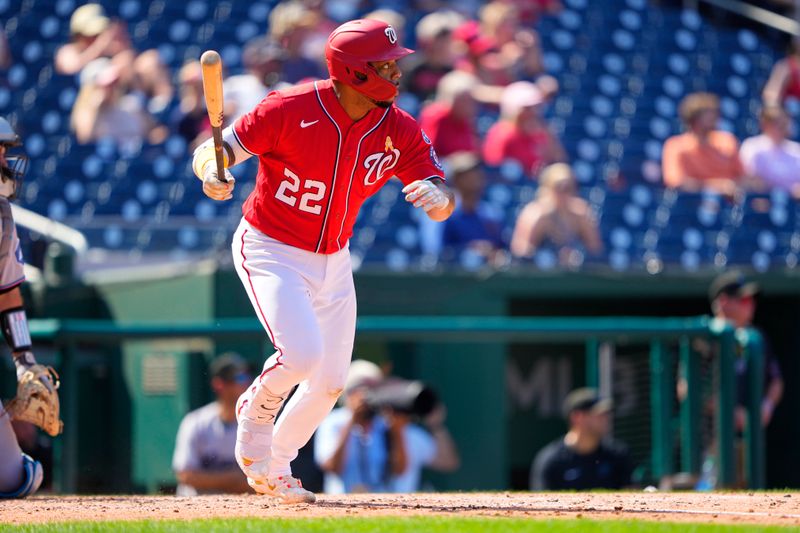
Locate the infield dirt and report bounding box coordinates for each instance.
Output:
[3,492,800,527]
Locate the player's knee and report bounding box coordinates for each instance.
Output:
[282,341,325,377]
[0,454,43,499]
[327,386,344,400]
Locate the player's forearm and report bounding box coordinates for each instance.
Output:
[424,188,455,222]
[581,219,603,254]
[176,468,249,492]
[192,125,252,177]
[388,427,408,476]
[765,379,784,407]
[427,426,460,472]
[510,224,534,257]
[319,423,355,474]
[762,64,788,107]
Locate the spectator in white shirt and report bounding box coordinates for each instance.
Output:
[224,37,291,121]
[172,353,253,496]
[740,105,800,198]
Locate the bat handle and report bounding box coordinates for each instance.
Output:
[211,127,227,183]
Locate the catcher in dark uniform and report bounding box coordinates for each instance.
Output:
[0,117,62,498]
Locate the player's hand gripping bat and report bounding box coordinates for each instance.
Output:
[200,50,228,183]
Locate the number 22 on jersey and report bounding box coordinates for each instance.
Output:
[275,167,327,215]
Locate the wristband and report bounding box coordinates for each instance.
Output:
[191,144,232,179]
[1,307,31,352]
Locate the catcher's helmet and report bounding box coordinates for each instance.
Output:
[325,19,413,102]
[0,117,28,200]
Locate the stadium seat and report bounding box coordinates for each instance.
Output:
[0,0,787,273]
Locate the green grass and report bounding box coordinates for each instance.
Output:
[1,517,795,533]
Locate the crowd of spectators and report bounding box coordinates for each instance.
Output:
[45,1,800,270]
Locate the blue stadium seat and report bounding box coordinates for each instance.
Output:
[0,0,786,268]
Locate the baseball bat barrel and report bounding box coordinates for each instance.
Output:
[200,50,227,183]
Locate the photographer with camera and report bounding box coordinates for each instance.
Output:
[314,360,459,494]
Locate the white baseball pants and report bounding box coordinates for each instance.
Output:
[232,218,357,477]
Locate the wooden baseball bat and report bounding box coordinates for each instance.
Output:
[200,50,227,183]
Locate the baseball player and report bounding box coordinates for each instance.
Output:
[192,19,454,503]
[0,117,62,499]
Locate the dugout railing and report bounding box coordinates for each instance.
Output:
[27,316,764,492]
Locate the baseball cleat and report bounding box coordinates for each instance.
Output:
[249,475,316,504]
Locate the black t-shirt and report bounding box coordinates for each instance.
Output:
[734,328,782,407]
[530,438,634,490]
[693,326,783,408]
[403,61,452,103]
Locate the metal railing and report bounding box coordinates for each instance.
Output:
[29,316,764,491]
[691,0,800,36]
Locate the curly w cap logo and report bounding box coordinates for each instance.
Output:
[364,148,400,186]
[384,26,398,44]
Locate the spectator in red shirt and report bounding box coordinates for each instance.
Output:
[452,20,512,86]
[419,70,481,157]
[483,81,566,178]
[661,92,743,196]
[507,0,563,25]
[763,39,800,106]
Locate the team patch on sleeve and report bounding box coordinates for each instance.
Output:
[420,128,432,145]
[429,146,442,170]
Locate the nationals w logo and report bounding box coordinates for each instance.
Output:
[384,26,398,44]
[363,148,400,186]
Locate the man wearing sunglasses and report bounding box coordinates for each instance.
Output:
[172,353,253,496]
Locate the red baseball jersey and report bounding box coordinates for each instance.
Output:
[233,79,445,254]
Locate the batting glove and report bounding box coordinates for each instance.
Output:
[402,180,449,212]
[202,166,236,201]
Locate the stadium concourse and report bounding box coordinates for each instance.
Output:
[0,0,796,275]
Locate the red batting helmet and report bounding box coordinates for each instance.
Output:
[325,19,413,102]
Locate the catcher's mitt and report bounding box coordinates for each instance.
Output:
[6,365,63,437]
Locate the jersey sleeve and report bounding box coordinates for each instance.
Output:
[171,414,201,473]
[407,424,438,466]
[530,442,553,490]
[233,91,284,156]
[0,201,24,291]
[395,122,445,187]
[738,137,756,176]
